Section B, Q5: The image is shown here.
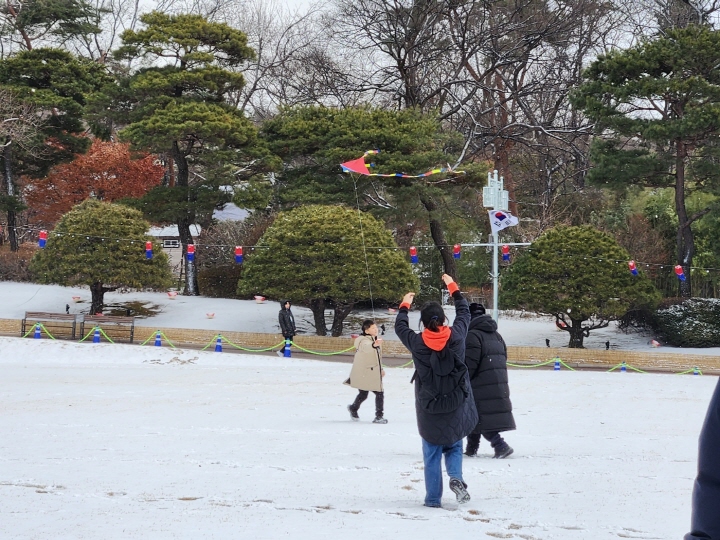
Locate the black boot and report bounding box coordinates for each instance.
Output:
[465,433,480,457]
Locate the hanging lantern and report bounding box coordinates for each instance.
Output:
[628,260,638,276]
[452,244,461,259]
[145,241,153,259]
[674,265,686,281]
[38,230,47,248]
[501,244,510,261]
[235,246,243,264]
[187,244,195,262]
[409,246,418,264]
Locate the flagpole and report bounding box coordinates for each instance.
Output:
[492,231,499,321]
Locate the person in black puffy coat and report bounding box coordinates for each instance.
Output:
[685,378,720,540]
[463,303,515,459]
[395,274,478,508]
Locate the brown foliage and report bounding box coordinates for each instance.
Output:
[0,243,37,281]
[24,140,164,228]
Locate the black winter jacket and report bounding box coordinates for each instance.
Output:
[395,291,478,446]
[685,378,720,540]
[465,314,516,434]
[279,307,296,337]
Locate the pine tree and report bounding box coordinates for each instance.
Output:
[500,225,660,348]
[107,11,275,296]
[238,205,419,336]
[572,25,720,297]
[29,200,172,314]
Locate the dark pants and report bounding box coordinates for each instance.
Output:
[350,390,384,417]
[467,431,505,450]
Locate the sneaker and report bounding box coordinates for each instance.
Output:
[347,405,359,421]
[372,416,388,424]
[276,350,283,357]
[449,477,470,504]
[493,443,514,459]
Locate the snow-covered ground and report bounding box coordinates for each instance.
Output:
[2,281,718,355]
[0,336,713,539]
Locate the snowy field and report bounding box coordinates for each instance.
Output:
[0,336,714,540]
[2,281,719,355]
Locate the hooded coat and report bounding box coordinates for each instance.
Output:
[395,290,478,446]
[278,302,296,337]
[347,334,383,392]
[685,378,720,540]
[465,313,516,434]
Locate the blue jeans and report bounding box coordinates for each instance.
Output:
[421,438,464,507]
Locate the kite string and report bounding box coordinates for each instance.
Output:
[352,175,375,320]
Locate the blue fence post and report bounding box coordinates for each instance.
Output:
[34,323,41,339]
[553,356,560,371]
[93,327,100,343]
[284,338,292,358]
[154,332,162,347]
[621,361,627,373]
[215,335,223,353]
[694,366,699,376]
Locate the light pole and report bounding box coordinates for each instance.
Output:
[479,170,530,321]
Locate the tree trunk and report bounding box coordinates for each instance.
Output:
[90,282,105,315]
[330,302,355,337]
[675,141,693,298]
[2,142,18,252]
[310,298,327,336]
[420,194,457,279]
[568,321,586,348]
[171,141,198,295]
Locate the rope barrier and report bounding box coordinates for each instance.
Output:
[139,330,177,349]
[78,325,115,344]
[288,341,356,356]
[14,325,711,375]
[22,322,56,340]
[200,334,286,353]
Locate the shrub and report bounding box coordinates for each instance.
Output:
[197,264,242,299]
[653,298,720,347]
[0,244,37,281]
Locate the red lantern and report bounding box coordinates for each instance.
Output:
[501,244,510,261]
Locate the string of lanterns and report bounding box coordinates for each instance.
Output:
[31,228,717,281]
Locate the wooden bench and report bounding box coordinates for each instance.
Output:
[22,312,79,340]
[80,315,136,343]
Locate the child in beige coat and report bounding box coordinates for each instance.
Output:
[345,320,387,424]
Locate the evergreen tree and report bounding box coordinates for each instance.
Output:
[249,105,487,281]
[109,11,276,296]
[500,225,660,348]
[238,204,419,336]
[0,0,100,51]
[0,48,112,251]
[572,25,720,297]
[29,199,172,314]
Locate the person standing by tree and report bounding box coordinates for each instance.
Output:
[395,274,477,508]
[278,300,296,356]
[345,319,387,424]
[685,379,720,540]
[464,303,515,459]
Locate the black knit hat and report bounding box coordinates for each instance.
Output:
[469,302,486,316]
